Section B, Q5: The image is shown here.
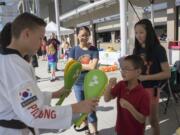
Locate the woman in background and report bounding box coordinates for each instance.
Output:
[69,26,99,135]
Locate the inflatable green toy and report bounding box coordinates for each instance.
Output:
[56,60,82,105]
[74,69,108,127]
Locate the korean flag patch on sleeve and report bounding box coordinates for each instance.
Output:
[19,89,38,108]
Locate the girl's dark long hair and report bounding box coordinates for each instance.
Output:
[77,26,91,35]
[134,19,160,61]
[0,22,12,50]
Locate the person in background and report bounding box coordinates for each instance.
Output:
[47,43,57,82]
[41,36,47,61]
[133,19,171,135]
[63,41,71,61]
[47,32,60,72]
[0,22,12,50]
[69,26,99,135]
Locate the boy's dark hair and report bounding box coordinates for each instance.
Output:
[0,22,12,49]
[133,19,160,61]
[124,55,144,70]
[12,12,46,39]
[77,26,91,35]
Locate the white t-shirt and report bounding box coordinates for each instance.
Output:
[0,49,72,135]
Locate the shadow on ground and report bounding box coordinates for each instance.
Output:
[99,127,116,135]
[37,75,64,82]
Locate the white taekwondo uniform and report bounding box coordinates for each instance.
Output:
[0,48,72,135]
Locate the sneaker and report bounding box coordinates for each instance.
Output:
[56,69,60,71]
[50,78,55,82]
[36,76,41,80]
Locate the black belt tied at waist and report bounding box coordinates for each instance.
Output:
[0,119,35,135]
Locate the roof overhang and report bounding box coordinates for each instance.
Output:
[129,0,167,7]
[60,0,116,21]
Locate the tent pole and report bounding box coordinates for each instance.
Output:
[54,0,61,41]
[119,0,128,57]
[35,0,40,17]
[150,0,155,27]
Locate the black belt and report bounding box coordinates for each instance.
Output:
[0,119,35,135]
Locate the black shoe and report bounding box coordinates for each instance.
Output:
[36,76,41,80]
[50,78,55,82]
[74,125,89,132]
[56,69,60,71]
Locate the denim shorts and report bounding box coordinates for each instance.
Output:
[73,84,97,123]
[49,62,56,70]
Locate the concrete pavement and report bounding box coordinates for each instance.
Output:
[35,59,180,135]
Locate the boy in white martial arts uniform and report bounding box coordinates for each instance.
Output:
[0,12,98,135]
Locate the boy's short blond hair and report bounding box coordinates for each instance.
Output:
[48,44,56,55]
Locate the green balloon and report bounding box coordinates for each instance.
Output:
[84,69,108,99]
[64,62,82,89]
[56,61,82,105]
[74,69,108,127]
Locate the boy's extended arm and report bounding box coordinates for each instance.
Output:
[120,98,146,124]
[104,85,113,102]
[104,78,117,102]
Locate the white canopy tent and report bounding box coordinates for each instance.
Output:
[45,21,74,36]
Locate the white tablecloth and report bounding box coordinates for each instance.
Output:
[99,51,120,65]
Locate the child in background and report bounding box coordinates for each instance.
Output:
[63,41,71,61]
[104,55,150,135]
[47,43,56,81]
[41,36,47,61]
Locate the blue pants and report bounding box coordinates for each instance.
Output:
[74,84,97,123]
